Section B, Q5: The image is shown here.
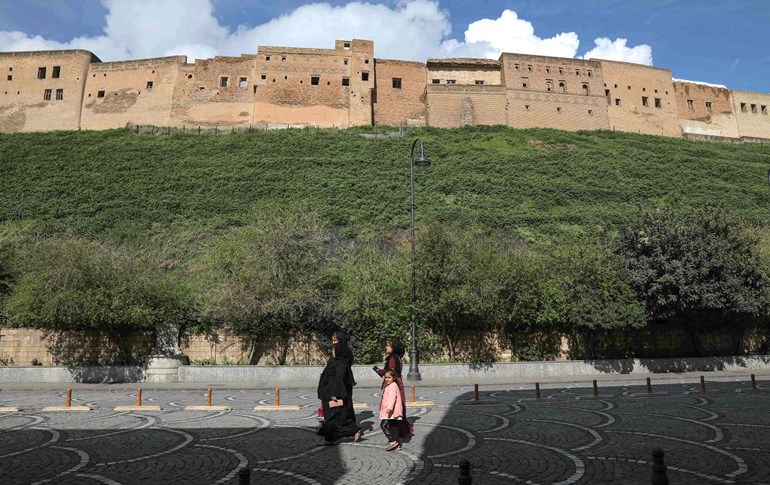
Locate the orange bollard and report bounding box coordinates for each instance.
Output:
[646,377,652,394]
[474,384,479,401]
[410,384,415,403]
[136,387,142,407]
[751,373,757,390]
[274,387,280,407]
[592,380,598,397]
[207,387,212,407]
[535,382,541,400]
[66,388,72,408]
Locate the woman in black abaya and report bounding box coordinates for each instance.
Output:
[317,330,362,445]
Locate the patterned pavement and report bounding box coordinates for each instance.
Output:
[1,377,769,484]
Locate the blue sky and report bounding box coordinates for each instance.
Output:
[2,0,769,93]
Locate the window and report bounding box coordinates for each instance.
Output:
[642,96,649,107]
[344,59,349,65]
[514,64,519,71]
[546,67,550,74]
[343,42,350,50]
[705,101,712,112]
[558,81,565,93]
[615,98,621,106]
[392,77,402,89]
[741,103,747,113]
[261,74,266,80]
[281,56,286,61]
[588,109,593,115]
[751,104,757,114]
[43,89,51,100]
[447,79,456,84]
[342,77,350,86]
[576,69,580,76]
[239,77,247,88]
[546,80,553,92]
[556,107,561,113]
[559,68,563,75]
[627,85,631,90]
[655,98,661,108]
[311,76,320,86]
[605,89,611,105]
[642,87,646,92]
[524,105,530,111]
[220,76,229,87]
[521,77,528,89]
[475,80,484,85]
[686,99,694,110]
[762,105,768,115]
[361,72,369,81]
[587,70,592,77]
[187,74,193,79]
[56,89,63,100]
[146,81,153,90]
[582,83,589,95]
[52,66,60,78]
[37,67,46,79]
[527,65,532,72]
[265,56,270,61]
[364,59,370,64]
[6,75,10,81]
[97,90,105,98]
[432,79,440,84]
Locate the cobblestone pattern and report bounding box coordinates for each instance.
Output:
[1,379,768,484]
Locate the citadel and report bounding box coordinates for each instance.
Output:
[2,38,770,140]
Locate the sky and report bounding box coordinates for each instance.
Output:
[1,0,769,93]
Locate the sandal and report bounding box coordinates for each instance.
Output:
[385,441,401,451]
[354,429,363,443]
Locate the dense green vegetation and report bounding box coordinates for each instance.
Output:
[1,125,770,364]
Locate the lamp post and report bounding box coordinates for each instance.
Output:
[408,139,431,381]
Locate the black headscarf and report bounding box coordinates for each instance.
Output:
[390,339,405,359]
[333,330,354,365]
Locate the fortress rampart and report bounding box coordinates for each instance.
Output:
[2,39,770,140]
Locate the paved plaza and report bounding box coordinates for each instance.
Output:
[1,374,769,484]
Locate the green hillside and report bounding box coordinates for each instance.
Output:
[2,125,770,240]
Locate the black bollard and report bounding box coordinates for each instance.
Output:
[458,459,472,484]
[651,448,669,485]
[238,467,251,485]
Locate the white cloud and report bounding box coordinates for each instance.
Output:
[0,0,654,66]
[582,37,653,65]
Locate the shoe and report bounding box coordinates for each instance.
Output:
[385,441,401,451]
[354,429,363,443]
[317,440,334,446]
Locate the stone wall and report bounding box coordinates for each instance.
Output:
[426,84,507,127]
[732,90,770,139]
[0,50,96,132]
[80,56,185,130]
[600,60,680,137]
[674,81,739,138]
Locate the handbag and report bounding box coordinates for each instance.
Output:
[328,398,343,408]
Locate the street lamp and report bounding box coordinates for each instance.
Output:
[408,138,431,381]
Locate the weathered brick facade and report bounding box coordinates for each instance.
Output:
[2,39,770,140]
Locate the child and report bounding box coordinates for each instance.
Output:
[379,369,404,451]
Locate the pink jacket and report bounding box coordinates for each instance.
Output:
[379,381,404,420]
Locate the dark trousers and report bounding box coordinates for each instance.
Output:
[380,419,400,443]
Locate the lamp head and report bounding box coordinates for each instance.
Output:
[415,154,431,167]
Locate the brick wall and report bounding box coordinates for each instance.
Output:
[81,56,185,129]
[373,59,427,126]
[426,85,507,127]
[674,81,739,138]
[0,50,95,132]
[732,90,770,139]
[600,60,680,137]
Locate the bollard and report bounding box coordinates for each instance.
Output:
[473,384,479,401]
[66,388,72,408]
[207,388,212,407]
[535,383,541,400]
[700,375,706,393]
[751,373,757,390]
[411,384,416,403]
[238,466,251,485]
[275,387,280,407]
[136,387,142,407]
[458,458,472,484]
[593,380,598,397]
[650,448,669,485]
[646,377,652,395]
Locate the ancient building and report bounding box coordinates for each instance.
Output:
[2,39,770,141]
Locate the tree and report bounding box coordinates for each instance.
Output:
[196,204,330,364]
[4,237,189,364]
[615,206,769,356]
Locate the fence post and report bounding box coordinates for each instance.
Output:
[136,387,142,407]
[592,380,598,397]
[751,373,757,390]
[410,384,415,403]
[651,448,669,485]
[473,384,479,401]
[274,387,280,407]
[646,377,652,395]
[700,375,706,393]
[207,388,212,407]
[66,388,72,408]
[535,382,541,400]
[238,467,251,485]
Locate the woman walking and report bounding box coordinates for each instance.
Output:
[373,339,413,436]
[317,330,362,445]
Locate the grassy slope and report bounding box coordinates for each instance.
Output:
[2,125,770,240]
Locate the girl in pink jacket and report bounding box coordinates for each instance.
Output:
[379,369,404,451]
